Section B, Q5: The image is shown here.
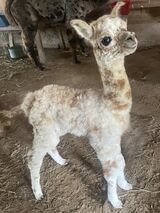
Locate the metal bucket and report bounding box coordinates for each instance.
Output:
[8,45,25,59]
[0,15,9,27]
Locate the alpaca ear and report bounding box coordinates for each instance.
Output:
[70,19,93,40]
[111,1,125,17]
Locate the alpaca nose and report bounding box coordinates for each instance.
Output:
[126,32,136,42]
[124,32,137,48]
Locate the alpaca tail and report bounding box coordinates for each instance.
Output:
[4,0,17,26]
[21,92,35,117]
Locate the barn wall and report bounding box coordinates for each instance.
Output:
[0,29,62,49]
[128,7,160,47]
[0,7,160,50]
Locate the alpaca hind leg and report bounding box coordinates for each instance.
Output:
[28,145,47,200]
[70,36,80,64]
[48,149,68,166]
[66,29,80,64]
[28,122,55,200]
[79,38,89,57]
[45,132,68,165]
[11,2,44,70]
[21,25,44,70]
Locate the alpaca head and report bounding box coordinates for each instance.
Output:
[71,1,137,63]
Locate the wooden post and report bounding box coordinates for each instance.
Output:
[8,32,14,47]
[35,30,46,64]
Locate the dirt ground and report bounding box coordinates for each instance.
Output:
[0,47,160,213]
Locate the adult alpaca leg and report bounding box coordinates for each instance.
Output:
[66,29,80,64]
[21,25,45,70]
[79,37,89,57]
[10,0,44,70]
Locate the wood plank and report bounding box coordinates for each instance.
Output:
[0,26,20,32]
[132,0,160,8]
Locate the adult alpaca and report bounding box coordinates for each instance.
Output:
[4,0,98,69]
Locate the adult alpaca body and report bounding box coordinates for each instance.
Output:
[0,2,137,209]
[4,0,99,69]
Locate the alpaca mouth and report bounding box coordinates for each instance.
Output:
[123,43,137,50]
[122,42,137,55]
[125,45,137,49]
[123,36,138,50]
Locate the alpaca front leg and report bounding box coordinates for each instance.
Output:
[96,152,123,209]
[28,147,46,200]
[100,153,132,208]
[89,135,123,208]
[117,171,132,190]
[117,154,132,191]
[105,167,123,208]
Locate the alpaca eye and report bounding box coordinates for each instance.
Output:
[101,36,112,46]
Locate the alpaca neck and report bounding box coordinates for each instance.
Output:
[97,57,132,111]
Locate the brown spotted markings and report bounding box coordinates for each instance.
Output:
[104,160,117,176]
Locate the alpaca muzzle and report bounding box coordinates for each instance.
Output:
[123,32,137,49]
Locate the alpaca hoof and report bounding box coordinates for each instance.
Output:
[59,158,69,166]
[122,183,133,191]
[118,179,133,191]
[63,47,70,52]
[35,192,43,201]
[110,199,123,209]
[75,60,81,64]
[39,66,45,71]
[37,63,45,71]
[81,52,89,57]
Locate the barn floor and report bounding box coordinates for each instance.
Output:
[0,47,160,213]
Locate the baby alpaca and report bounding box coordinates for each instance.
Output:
[0,2,137,209]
